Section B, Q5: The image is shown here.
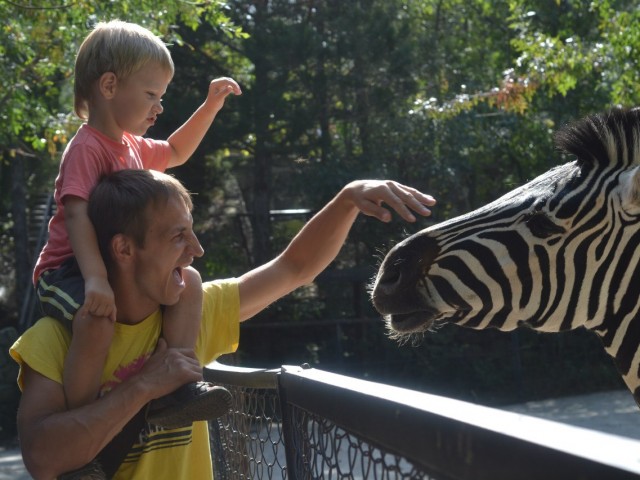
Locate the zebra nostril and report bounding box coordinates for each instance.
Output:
[374,235,437,308]
[376,266,402,294]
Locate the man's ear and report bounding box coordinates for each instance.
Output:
[111,233,134,263]
[99,72,118,99]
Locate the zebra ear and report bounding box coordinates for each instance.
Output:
[621,166,640,214]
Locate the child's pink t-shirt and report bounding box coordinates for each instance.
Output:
[33,124,171,284]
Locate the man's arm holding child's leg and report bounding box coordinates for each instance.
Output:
[17,340,202,479]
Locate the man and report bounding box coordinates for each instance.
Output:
[11,169,436,479]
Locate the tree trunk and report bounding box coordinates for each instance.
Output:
[11,153,29,315]
[249,0,273,267]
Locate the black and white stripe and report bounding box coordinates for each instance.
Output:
[372,108,640,404]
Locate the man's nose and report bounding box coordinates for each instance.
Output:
[189,233,204,258]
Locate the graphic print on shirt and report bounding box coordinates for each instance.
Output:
[100,352,151,396]
[124,423,194,464]
[99,351,195,463]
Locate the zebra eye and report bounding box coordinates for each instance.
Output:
[525,212,565,238]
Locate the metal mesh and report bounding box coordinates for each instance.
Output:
[285,404,434,480]
[207,366,640,480]
[210,384,287,479]
[208,378,434,480]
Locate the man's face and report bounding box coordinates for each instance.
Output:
[131,195,204,308]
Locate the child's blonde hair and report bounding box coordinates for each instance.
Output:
[74,20,174,119]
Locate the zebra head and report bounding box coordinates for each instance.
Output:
[371,108,640,400]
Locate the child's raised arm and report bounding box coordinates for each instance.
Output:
[167,77,242,168]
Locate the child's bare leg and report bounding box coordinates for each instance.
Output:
[162,266,203,348]
[63,311,114,408]
[147,267,232,429]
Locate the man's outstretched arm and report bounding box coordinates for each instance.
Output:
[237,180,435,321]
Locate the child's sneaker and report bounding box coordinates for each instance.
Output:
[146,382,232,429]
[58,459,106,479]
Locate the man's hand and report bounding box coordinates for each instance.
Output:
[344,180,436,223]
[135,339,204,400]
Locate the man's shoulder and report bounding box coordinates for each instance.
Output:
[13,317,70,350]
[202,278,239,306]
[203,278,239,293]
[198,278,241,363]
[202,278,240,318]
[10,317,70,388]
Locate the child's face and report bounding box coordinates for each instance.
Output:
[112,62,173,136]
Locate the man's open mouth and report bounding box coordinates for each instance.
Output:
[173,267,185,287]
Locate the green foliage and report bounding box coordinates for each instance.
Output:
[3,0,640,402]
[0,0,242,319]
[0,0,237,162]
[505,0,640,107]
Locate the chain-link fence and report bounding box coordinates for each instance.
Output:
[206,363,640,480]
[207,364,286,479]
[210,385,286,479]
[283,405,431,480]
[206,363,431,480]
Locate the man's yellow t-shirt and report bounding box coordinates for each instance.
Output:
[10,279,240,479]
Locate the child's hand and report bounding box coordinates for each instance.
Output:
[81,276,116,323]
[206,77,242,114]
[346,180,436,223]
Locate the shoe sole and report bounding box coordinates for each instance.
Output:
[58,460,107,480]
[147,387,233,429]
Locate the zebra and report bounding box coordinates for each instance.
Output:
[371,107,640,405]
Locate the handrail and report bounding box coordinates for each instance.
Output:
[204,360,281,389]
[277,368,640,479]
[206,361,640,479]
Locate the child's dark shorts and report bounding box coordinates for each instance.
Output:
[36,257,85,328]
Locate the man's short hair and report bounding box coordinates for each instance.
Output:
[74,20,174,118]
[88,169,193,265]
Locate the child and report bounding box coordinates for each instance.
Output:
[33,19,241,428]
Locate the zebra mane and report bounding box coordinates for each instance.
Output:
[554,107,640,169]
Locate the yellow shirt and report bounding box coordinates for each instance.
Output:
[10,279,240,480]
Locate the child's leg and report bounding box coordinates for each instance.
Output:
[147,267,232,429]
[63,311,114,408]
[162,266,203,348]
[37,259,114,409]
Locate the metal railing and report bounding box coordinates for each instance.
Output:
[206,362,640,480]
[206,362,286,479]
[18,193,55,332]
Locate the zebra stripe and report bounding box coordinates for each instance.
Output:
[372,107,640,405]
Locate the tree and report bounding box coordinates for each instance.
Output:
[0,0,240,327]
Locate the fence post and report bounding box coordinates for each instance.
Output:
[278,364,313,480]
